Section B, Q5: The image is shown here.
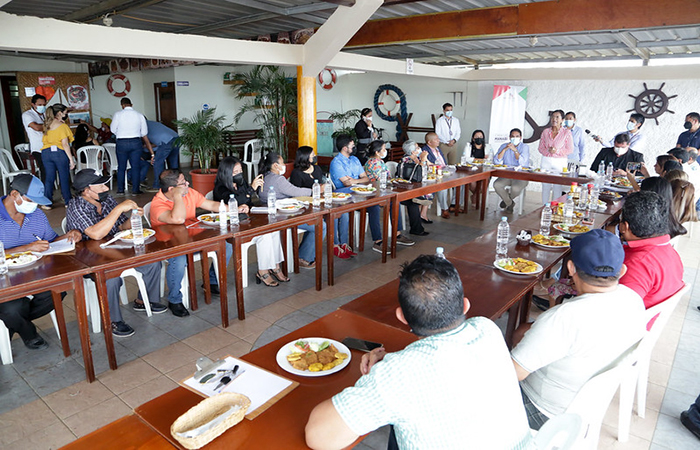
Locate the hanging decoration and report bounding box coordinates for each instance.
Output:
[107,73,131,97]
[627,82,677,125]
[373,84,408,140]
[317,68,337,90]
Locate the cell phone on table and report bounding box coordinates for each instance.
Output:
[626,162,641,173]
[342,337,383,353]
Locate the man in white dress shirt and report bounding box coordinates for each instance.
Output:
[110,98,153,196]
[595,113,647,153]
[434,103,461,164]
[21,94,47,182]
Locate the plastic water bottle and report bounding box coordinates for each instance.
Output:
[435,247,446,259]
[589,184,600,210]
[597,161,606,177]
[421,161,428,182]
[324,181,333,207]
[312,180,321,207]
[539,203,553,236]
[131,209,144,245]
[563,195,575,226]
[606,162,614,181]
[228,194,239,225]
[578,184,588,209]
[460,152,468,166]
[267,186,276,215]
[380,170,388,190]
[218,200,227,230]
[496,217,509,257]
[0,241,8,275]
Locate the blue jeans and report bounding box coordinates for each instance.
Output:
[367,205,382,242]
[334,213,350,245]
[116,138,144,194]
[298,222,327,263]
[153,138,179,188]
[166,243,232,304]
[696,197,700,215]
[41,148,72,204]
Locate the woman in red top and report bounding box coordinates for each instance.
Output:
[538,110,573,204]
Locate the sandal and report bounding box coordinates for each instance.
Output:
[270,267,290,283]
[255,271,279,287]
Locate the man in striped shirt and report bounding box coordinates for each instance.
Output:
[305,255,531,450]
[0,174,81,350]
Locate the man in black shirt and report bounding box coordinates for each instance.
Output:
[590,133,644,176]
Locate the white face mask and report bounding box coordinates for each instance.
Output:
[445,110,453,118]
[379,150,387,159]
[563,119,574,128]
[278,164,286,176]
[510,137,521,146]
[626,121,636,132]
[614,146,629,155]
[364,116,372,123]
[15,198,38,214]
[35,105,46,114]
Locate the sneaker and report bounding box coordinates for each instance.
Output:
[532,295,550,311]
[111,321,135,337]
[39,204,52,211]
[396,234,415,246]
[143,187,159,193]
[298,259,316,269]
[341,244,357,256]
[334,246,351,259]
[372,241,392,254]
[115,192,126,198]
[133,301,168,314]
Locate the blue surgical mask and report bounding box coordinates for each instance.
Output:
[564,119,574,128]
[510,137,521,146]
[626,121,636,131]
[35,105,46,114]
[445,111,453,118]
[15,198,38,214]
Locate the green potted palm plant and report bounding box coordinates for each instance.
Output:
[174,107,232,195]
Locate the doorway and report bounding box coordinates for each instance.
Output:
[153,82,177,131]
[1,76,25,154]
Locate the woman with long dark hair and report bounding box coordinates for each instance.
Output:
[464,130,492,207]
[214,156,286,287]
[73,123,99,151]
[639,177,687,240]
[354,107,377,165]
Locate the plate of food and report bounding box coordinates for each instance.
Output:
[116,228,156,243]
[350,186,376,195]
[532,234,570,249]
[390,177,412,185]
[553,223,590,236]
[276,200,305,214]
[471,159,486,166]
[197,214,224,227]
[5,251,42,269]
[493,164,508,168]
[425,174,437,182]
[276,338,351,377]
[599,190,623,200]
[494,258,543,275]
[609,177,633,189]
[331,192,352,202]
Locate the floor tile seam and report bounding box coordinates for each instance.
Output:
[0,397,73,445]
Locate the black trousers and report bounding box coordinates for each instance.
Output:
[400,200,424,234]
[32,151,46,183]
[0,291,56,341]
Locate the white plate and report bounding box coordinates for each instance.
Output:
[331,193,352,203]
[531,235,570,249]
[553,223,590,236]
[197,214,223,227]
[350,187,376,195]
[276,199,305,214]
[493,258,543,275]
[276,338,352,377]
[116,228,156,243]
[5,252,42,269]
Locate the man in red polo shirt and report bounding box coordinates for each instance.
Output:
[618,191,684,310]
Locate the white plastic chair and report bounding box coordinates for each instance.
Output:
[0,148,31,195]
[0,308,60,365]
[529,413,582,450]
[616,284,690,441]
[13,143,37,175]
[242,139,263,184]
[76,145,106,172]
[102,143,118,190]
[564,342,641,450]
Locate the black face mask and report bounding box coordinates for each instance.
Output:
[232,173,244,186]
[97,191,109,202]
[473,137,484,145]
[684,121,693,130]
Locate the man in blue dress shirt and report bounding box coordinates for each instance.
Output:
[493,128,530,213]
[564,112,585,163]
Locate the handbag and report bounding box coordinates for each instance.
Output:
[398,161,423,182]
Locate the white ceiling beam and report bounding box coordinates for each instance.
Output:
[617,32,651,62]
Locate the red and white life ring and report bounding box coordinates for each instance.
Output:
[107,74,131,97]
[317,68,337,90]
[376,88,401,117]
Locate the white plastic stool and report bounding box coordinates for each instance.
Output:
[0,310,60,365]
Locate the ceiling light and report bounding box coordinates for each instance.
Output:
[529,36,538,46]
[103,14,113,27]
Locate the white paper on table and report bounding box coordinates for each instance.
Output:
[182,356,292,415]
[41,240,76,256]
[249,207,270,214]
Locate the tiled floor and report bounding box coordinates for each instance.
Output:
[1,190,699,450]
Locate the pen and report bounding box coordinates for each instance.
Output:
[34,235,41,241]
[214,365,242,392]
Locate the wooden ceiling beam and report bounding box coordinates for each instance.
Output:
[346,0,700,48]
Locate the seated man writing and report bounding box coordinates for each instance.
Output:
[66,169,166,337]
[305,255,531,450]
[149,170,235,317]
[494,128,530,213]
[511,229,646,429]
[0,174,82,349]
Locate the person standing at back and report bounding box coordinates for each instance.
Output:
[435,102,461,165]
[111,98,153,196]
[147,120,179,190]
[563,111,585,163]
[21,94,47,182]
[40,103,75,209]
[538,109,573,204]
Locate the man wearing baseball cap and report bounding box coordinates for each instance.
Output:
[66,169,166,338]
[510,229,646,430]
[0,174,82,350]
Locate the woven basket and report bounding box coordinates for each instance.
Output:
[170,392,251,449]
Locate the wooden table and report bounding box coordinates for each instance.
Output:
[135,310,416,449]
[230,209,325,320]
[73,225,231,372]
[61,414,175,450]
[0,255,93,380]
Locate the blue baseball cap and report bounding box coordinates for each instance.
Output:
[570,229,624,277]
[10,174,51,205]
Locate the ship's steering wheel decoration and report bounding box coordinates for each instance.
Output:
[627,83,677,125]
